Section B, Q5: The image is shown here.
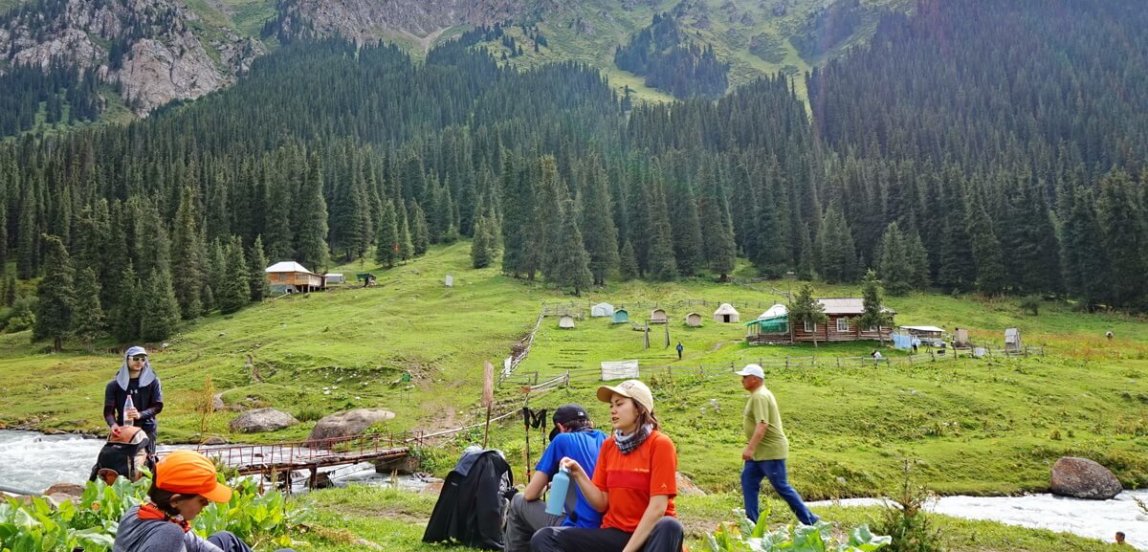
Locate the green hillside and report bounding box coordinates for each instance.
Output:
[3,243,1145,498]
[2,243,1143,550]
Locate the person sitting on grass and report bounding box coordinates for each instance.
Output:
[530,379,683,552]
[113,450,295,552]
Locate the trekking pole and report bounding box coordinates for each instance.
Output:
[522,404,532,482]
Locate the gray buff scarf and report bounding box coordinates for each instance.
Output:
[614,424,653,455]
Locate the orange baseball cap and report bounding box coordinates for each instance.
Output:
[155,450,233,503]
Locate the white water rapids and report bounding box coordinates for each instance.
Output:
[1,431,1144,548]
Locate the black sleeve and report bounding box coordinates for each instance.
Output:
[103,382,118,427]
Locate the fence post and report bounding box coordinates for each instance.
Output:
[786,356,789,369]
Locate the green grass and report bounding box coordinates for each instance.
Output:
[2,243,1145,550]
[286,485,1123,552]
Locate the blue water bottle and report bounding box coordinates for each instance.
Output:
[545,467,571,516]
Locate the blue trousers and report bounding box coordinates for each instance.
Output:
[741,459,818,525]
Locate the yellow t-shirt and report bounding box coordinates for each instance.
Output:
[744,387,788,460]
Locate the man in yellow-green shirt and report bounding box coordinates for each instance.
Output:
[736,364,819,526]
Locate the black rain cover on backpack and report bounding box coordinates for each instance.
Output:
[88,427,149,482]
[423,448,513,550]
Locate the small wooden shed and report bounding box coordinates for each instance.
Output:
[612,309,629,324]
[713,303,740,323]
[559,315,576,329]
[685,313,703,327]
[650,308,668,324]
[1004,328,1022,353]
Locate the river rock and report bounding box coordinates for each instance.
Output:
[676,472,705,496]
[42,482,84,497]
[306,408,396,444]
[1050,456,1122,499]
[229,408,299,434]
[212,393,225,412]
[201,435,229,445]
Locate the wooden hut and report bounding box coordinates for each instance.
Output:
[713,303,740,323]
[685,312,703,327]
[650,308,668,324]
[1004,328,1022,353]
[265,261,323,293]
[612,309,629,324]
[788,298,895,344]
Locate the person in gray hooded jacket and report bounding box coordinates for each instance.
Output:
[104,345,163,459]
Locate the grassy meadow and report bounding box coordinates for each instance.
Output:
[1,242,1146,550]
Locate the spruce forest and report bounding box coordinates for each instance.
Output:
[2,0,1148,348]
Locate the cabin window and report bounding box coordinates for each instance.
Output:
[803,320,815,333]
[836,318,850,332]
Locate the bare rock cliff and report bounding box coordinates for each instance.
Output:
[0,0,263,115]
[275,0,528,45]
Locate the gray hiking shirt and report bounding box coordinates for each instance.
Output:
[114,505,223,552]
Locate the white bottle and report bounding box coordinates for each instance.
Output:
[123,395,135,427]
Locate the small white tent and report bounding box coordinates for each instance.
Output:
[713,303,740,323]
[559,315,576,329]
[591,303,615,318]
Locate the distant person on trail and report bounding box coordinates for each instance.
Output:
[735,364,819,526]
[530,380,684,552]
[105,346,163,461]
[114,450,296,552]
[675,342,684,360]
[504,404,607,552]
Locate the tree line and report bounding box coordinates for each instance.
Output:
[2,0,1148,350]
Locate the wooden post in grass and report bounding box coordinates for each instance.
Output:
[482,361,494,449]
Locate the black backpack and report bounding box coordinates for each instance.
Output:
[88,427,150,483]
[423,448,513,550]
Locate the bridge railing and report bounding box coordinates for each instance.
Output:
[197,432,408,469]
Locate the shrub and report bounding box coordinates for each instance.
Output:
[871,460,943,552]
[708,507,891,552]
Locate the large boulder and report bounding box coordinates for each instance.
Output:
[229,408,299,434]
[1050,457,1122,499]
[306,408,396,444]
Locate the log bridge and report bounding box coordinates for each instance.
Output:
[197,434,413,490]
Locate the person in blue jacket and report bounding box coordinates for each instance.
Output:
[503,404,608,552]
[104,346,163,460]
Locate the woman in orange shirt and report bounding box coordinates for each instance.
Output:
[530,379,683,552]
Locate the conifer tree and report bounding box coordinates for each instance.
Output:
[409,200,430,256]
[1060,188,1109,309]
[670,181,705,278]
[248,235,269,301]
[1096,170,1148,308]
[646,181,678,282]
[375,200,400,268]
[171,187,206,319]
[537,156,568,284]
[619,240,639,281]
[3,275,15,307]
[904,228,930,290]
[219,237,250,314]
[73,267,105,351]
[858,270,892,344]
[17,189,40,279]
[936,169,975,291]
[264,171,294,262]
[471,215,495,269]
[139,267,180,342]
[552,199,594,295]
[579,155,620,285]
[111,261,140,343]
[966,194,1007,295]
[816,202,858,284]
[296,154,331,272]
[397,204,414,261]
[34,235,74,351]
[788,282,827,347]
[877,223,912,296]
[698,162,736,281]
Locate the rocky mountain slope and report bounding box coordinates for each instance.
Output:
[0,0,903,117]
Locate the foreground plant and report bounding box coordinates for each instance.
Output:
[0,473,304,551]
[708,507,891,552]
